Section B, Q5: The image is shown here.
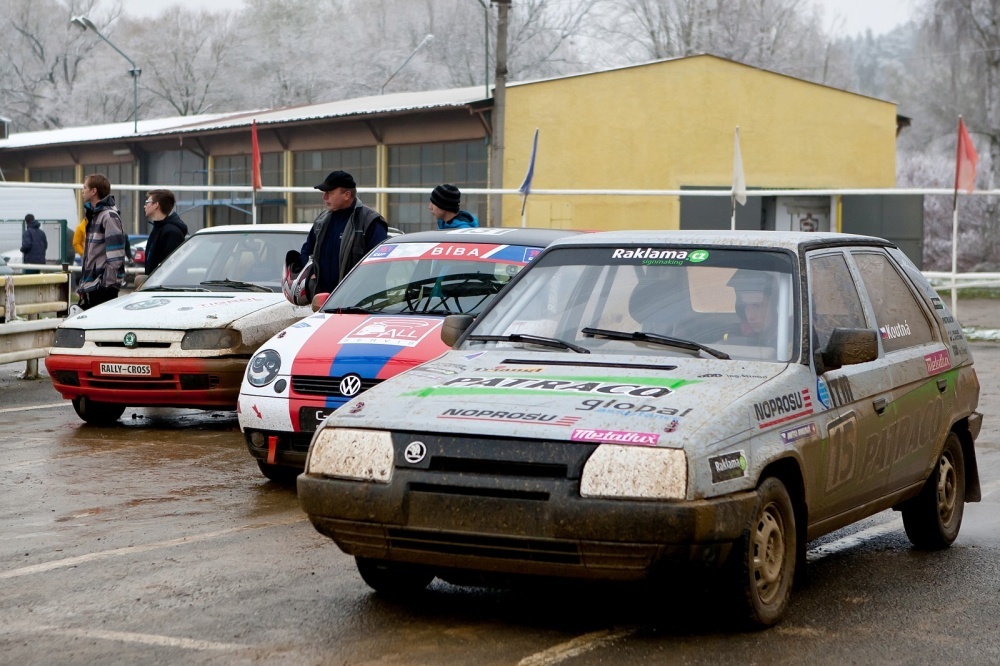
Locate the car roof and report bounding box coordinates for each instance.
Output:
[389,227,584,246]
[193,223,312,235]
[546,229,894,252]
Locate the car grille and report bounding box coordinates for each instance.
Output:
[83,373,222,391]
[291,375,381,397]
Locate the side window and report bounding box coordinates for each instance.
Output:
[808,253,867,351]
[853,252,935,353]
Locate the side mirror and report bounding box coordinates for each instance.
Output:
[133,274,148,290]
[311,292,329,312]
[441,314,474,347]
[817,327,878,373]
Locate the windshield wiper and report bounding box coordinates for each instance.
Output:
[323,306,372,315]
[581,327,730,359]
[467,333,590,354]
[199,279,271,293]
[141,285,210,292]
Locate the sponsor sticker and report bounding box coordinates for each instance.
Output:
[575,398,691,420]
[924,349,951,375]
[754,389,814,429]
[879,320,911,340]
[439,408,580,426]
[340,317,441,347]
[124,298,171,310]
[709,451,748,483]
[570,428,660,446]
[780,422,818,446]
[931,297,944,310]
[409,375,694,398]
[610,247,710,266]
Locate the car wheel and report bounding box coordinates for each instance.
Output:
[255,460,300,485]
[355,557,434,597]
[901,432,965,550]
[71,396,126,425]
[732,476,797,628]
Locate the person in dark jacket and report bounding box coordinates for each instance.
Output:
[428,183,479,229]
[299,170,388,296]
[143,189,188,274]
[20,214,48,273]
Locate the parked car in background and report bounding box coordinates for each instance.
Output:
[131,239,148,269]
[298,230,982,627]
[238,227,580,483]
[0,254,13,276]
[46,224,312,424]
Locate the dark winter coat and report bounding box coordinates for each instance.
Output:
[144,212,189,274]
[20,219,48,264]
[300,197,388,295]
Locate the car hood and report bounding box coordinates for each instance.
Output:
[64,291,289,330]
[331,350,791,446]
[262,313,449,379]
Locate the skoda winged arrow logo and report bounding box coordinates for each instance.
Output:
[404,441,427,464]
[339,374,363,397]
[123,332,138,348]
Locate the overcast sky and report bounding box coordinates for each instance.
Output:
[119,0,916,37]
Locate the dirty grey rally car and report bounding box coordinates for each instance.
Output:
[297,230,982,627]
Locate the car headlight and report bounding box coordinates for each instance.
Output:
[580,445,686,500]
[181,329,241,350]
[307,428,394,483]
[53,328,85,348]
[246,349,281,387]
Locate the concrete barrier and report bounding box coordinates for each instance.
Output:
[0,273,70,376]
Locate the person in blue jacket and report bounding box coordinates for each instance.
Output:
[20,214,48,274]
[428,184,479,229]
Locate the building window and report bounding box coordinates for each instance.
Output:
[292,148,376,224]
[30,167,76,184]
[211,153,283,225]
[82,162,137,235]
[387,140,487,233]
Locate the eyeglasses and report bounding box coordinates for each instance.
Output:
[143,200,154,206]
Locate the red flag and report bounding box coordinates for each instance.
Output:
[251,120,262,190]
[955,117,978,194]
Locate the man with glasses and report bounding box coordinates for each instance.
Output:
[143,189,188,274]
[78,173,126,310]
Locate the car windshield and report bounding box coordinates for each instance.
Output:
[322,242,541,316]
[141,231,304,293]
[468,245,799,362]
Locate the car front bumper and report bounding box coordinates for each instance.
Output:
[298,468,758,581]
[45,353,248,409]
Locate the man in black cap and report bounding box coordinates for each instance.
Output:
[299,170,388,296]
[428,183,479,229]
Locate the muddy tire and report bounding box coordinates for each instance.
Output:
[355,557,434,597]
[732,476,797,628]
[902,432,965,550]
[256,460,300,485]
[72,396,126,425]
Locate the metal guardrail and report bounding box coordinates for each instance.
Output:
[1,273,70,376]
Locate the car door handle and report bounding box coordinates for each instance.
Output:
[937,378,948,393]
[873,397,888,415]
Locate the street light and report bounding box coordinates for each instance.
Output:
[71,15,141,133]
[380,34,435,95]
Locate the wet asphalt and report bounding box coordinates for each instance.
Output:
[0,345,998,665]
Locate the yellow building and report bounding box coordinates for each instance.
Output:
[502,55,901,232]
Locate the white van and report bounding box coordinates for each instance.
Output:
[0,185,78,264]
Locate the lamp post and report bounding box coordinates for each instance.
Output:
[380,34,435,95]
[71,15,141,133]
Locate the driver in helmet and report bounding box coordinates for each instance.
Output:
[722,270,777,347]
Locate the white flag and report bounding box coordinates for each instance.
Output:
[732,126,747,207]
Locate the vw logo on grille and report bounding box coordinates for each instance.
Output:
[404,441,427,464]
[339,374,363,397]
[123,332,138,348]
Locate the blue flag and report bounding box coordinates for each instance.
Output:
[518,128,539,195]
